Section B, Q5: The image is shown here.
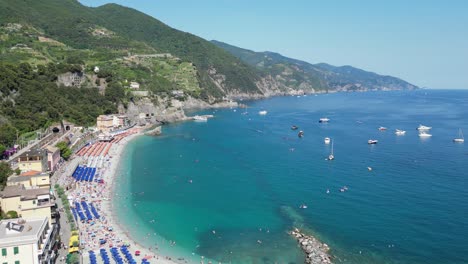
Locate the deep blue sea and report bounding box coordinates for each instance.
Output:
[115,90,468,264]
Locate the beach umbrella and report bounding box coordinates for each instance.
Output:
[135,250,141,256]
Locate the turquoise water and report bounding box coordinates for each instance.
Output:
[115,90,468,264]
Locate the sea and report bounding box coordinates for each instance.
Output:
[114,89,468,264]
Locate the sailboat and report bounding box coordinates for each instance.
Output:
[327,140,334,160]
[453,128,464,143]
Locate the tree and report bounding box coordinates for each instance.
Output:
[67,253,80,264]
[105,82,125,103]
[56,141,72,160]
[5,210,18,219]
[0,162,13,189]
[0,144,6,157]
[0,124,17,146]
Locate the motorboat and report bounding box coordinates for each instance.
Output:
[395,129,406,135]
[299,204,308,209]
[324,137,331,144]
[319,117,330,123]
[378,126,387,131]
[368,139,378,144]
[419,131,432,137]
[453,128,464,143]
[291,125,299,130]
[258,110,268,115]
[193,115,207,122]
[327,140,334,160]
[298,130,304,138]
[417,124,432,131]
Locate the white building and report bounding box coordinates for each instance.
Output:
[0,217,56,264]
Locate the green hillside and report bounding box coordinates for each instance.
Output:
[0,0,262,96]
[212,40,418,91]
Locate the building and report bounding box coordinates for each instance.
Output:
[96,115,114,133]
[7,171,50,189]
[96,114,130,133]
[0,217,56,264]
[45,146,60,172]
[117,115,129,127]
[130,81,140,89]
[17,149,48,173]
[0,185,54,225]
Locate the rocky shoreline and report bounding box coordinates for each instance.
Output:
[290,228,333,264]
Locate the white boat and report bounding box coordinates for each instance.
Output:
[327,140,334,160]
[258,110,268,115]
[419,131,432,137]
[378,126,387,131]
[395,129,406,135]
[193,115,207,122]
[368,139,378,144]
[453,128,464,143]
[299,204,308,209]
[298,130,304,138]
[417,124,432,131]
[324,137,331,144]
[319,117,330,123]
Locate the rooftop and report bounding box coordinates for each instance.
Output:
[8,171,49,184]
[97,115,114,121]
[0,217,48,247]
[0,185,49,200]
[19,170,43,177]
[45,145,59,153]
[18,148,46,158]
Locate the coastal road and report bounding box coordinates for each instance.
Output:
[52,157,82,263]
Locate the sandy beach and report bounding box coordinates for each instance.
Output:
[62,128,181,264]
[101,132,183,264]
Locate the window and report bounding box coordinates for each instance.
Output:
[1,248,6,256]
[33,200,36,204]
[14,246,19,254]
[15,261,20,264]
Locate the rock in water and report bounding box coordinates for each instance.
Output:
[289,228,333,264]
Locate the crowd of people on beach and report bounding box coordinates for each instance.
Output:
[54,128,188,263]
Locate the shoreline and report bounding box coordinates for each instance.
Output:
[99,130,181,264]
[61,127,183,264]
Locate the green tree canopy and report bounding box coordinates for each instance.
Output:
[0,162,13,189]
[56,141,72,160]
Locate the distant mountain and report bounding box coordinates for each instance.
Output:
[212,40,418,92]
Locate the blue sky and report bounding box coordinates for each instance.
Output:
[79,0,468,89]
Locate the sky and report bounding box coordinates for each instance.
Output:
[79,0,468,89]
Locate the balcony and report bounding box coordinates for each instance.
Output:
[38,224,56,255]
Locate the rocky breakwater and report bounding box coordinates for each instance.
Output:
[290,228,332,264]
